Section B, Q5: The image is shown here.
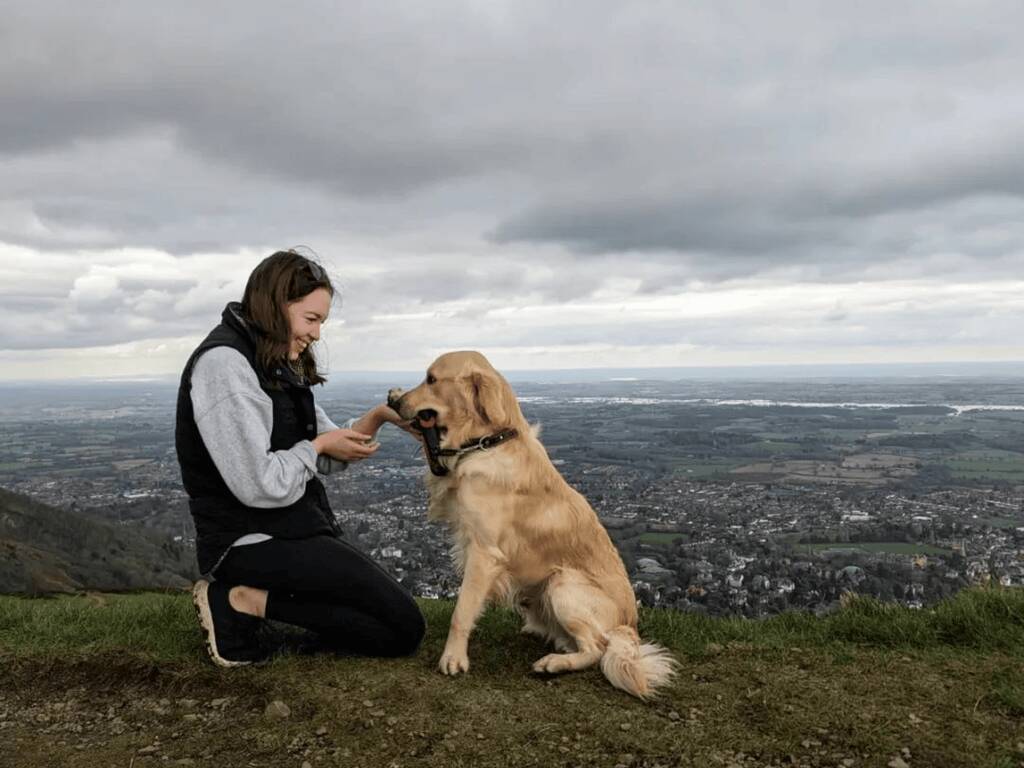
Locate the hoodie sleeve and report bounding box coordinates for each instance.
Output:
[190,346,318,508]
[313,403,348,475]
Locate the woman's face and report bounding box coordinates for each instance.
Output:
[285,287,332,361]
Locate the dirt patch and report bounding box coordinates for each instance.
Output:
[4,646,1023,768]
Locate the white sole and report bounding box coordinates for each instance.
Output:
[192,580,251,668]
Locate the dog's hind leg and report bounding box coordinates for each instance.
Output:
[518,602,547,639]
[519,602,577,650]
[530,570,614,674]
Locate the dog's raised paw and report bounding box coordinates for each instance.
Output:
[532,653,572,674]
[438,649,470,675]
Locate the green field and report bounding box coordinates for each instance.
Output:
[975,516,1024,530]
[739,440,803,456]
[945,450,1024,482]
[3,588,1024,767]
[801,541,953,556]
[638,531,683,545]
[671,459,747,478]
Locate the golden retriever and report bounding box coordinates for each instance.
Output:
[389,351,677,699]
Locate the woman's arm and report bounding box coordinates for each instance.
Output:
[191,347,319,508]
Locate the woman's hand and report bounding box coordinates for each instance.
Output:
[377,404,423,440]
[350,404,421,441]
[311,428,380,462]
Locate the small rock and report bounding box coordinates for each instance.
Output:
[620,722,631,731]
[842,759,855,767]
[301,762,312,768]
[901,747,912,758]
[386,717,398,726]
[908,713,922,725]
[138,745,159,755]
[370,709,386,717]
[667,710,680,721]
[888,758,909,768]
[315,726,328,736]
[210,698,230,709]
[362,699,374,708]
[264,701,291,720]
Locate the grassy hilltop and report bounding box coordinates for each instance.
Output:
[2,588,1024,768]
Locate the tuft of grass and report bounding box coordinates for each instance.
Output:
[4,586,1024,768]
[2,585,1023,664]
[0,589,198,661]
[990,666,1024,716]
[639,585,1024,657]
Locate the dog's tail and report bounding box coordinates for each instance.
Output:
[600,625,678,700]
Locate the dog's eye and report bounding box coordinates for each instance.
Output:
[426,374,436,385]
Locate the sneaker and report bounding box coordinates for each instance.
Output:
[191,579,267,667]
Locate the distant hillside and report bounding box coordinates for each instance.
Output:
[0,486,197,594]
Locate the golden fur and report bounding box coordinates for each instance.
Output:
[392,351,677,699]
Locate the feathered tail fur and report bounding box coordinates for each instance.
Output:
[600,625,678,700]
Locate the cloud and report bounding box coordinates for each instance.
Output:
[1,2,1023,376]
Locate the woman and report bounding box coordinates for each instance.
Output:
[175,249,425,666]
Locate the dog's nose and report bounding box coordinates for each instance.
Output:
[387,388,405,412]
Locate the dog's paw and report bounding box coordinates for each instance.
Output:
[438,649,470,675]
[532,653,572,674]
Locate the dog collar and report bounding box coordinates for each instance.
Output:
[436,428,519,458]
[417,427,519,476]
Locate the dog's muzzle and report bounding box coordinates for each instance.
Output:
[389,389,451,476]
[410,409,450,476]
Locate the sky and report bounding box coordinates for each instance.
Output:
[1,2,1023,381]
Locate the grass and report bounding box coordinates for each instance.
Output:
[671,459,747,478]
[800,541,953,556]
[974,516,1024,530]
[5,586,1021,661]
[3,587,1024,767]
[945,451,1024,482]
[739,440,803,456]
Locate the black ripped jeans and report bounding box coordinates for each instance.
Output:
[213,534,426,657]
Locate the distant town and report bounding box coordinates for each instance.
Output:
[1,375,1022,616]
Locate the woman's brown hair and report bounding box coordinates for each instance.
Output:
[241,249,335,386]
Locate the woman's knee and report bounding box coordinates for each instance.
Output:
[401,605,428,656]
[385,600,426,657]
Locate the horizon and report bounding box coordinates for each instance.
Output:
[2,358,1024,388]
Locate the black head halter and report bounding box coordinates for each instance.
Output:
[413,423,519,476]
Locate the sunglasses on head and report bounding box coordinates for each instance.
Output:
[306,259,326,282]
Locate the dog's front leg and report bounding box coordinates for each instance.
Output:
[439,546,501,675]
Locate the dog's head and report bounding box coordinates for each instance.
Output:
[389,351,523,475]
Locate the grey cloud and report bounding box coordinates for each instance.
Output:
[1,0,1022,309]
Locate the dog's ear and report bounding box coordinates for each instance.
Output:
[471,371,508,426]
